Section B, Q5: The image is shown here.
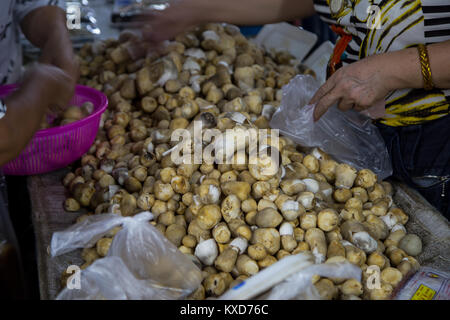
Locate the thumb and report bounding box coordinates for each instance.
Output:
[124,40,150,61]
[33,63,74,106]
[119,29,142,43]
[27,63,72,83]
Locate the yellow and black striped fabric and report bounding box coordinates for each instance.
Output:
[313,0,450,126]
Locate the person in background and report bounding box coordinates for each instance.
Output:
[139,0,450,218]
[301,14,337,51]
[0,1,77,165]
[0,0,76,299]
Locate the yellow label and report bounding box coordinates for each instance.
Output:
[411,284,436,300]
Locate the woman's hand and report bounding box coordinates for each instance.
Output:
[134,0,315,46]
[138,7,200,46]
[0,64,73,165]
[123,4,201,60]
[22,63,74,112]
[309,54,393,121]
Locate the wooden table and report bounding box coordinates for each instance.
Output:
[28,169,85,300]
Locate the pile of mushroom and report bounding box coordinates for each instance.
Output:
[39,101,94,129]
[61,23,423,300]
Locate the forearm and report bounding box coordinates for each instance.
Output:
[20,6,70,50]
[172,0,315,26]
[21,6,78,85]
[382,41,450,91]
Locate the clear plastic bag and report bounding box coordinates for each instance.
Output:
[51,211,202,299]
[267,262,362,300]
[219,252,316,300]
[393,267,449,300]
[270,75,393,179]
[57,256,178,300]
[111,0,171,28]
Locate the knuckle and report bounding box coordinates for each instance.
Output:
[316,87,326,97]
[338,101,349,111]
[316,101,326,114]
[342,81,353,92]
[334,69,346,82]
[348,89,359,101]
[323,95,333,106]
[360,101,371,109]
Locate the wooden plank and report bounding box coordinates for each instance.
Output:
[28,169,85,300]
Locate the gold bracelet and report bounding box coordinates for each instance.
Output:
[417,44,434,91]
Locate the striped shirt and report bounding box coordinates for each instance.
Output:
[313,0,450,126]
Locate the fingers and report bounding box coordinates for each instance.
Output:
[48,104,65,117]
[118,29,142,43]
[31,63,74,107]
[337,98,355,112]
[313,87,342,122]
[131,11,160,28]
[124,12,174,60]
[39,41,79,85]
[56,58,79,84]
[136,6,197,47]
[308,70,341,105]
[353,104,365,111]
[140,18,167,43]
[125,40,150,61]
[24,63,69,85]
[309,80,336,106]
[136,11,176,45]
[37,63,72,82]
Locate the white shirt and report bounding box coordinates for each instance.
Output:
[0,0,58,119]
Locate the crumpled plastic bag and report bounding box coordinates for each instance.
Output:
[267,262,362,300]
[57,256,179,300]
[393,267,449,300]
[51,211,202,299]
[270,75,392,179]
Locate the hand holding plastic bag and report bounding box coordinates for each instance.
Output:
[270,75,392,179]
[51,211,202,299]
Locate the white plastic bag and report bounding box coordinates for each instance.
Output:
[51,211,202,299]
[219,253,315,300]
[57,257,178,300]
[267,262,362,300]
[220,252,361,300]
[270,75,393,179]
[51,213,128,257]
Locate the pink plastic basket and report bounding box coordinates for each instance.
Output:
[0,84,108,175]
